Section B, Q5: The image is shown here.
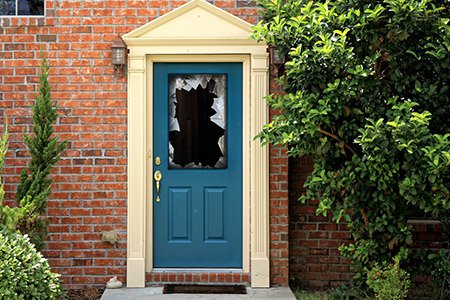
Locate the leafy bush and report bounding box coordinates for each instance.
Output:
[428,249,450,299]
[366,252,411,300]
[331,284,370,300]
[253,0,449,282]
[294,290,330,300]
[0,226,65,299]
[0,127,64,298]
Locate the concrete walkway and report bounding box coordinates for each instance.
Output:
[102,287,296,299]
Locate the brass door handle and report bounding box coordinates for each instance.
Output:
[154,170,162,202]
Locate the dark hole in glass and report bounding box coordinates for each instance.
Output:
[0,0,16,15]
[169,75,226,169]
[18,0,44,15]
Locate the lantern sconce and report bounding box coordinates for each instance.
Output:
[269,47,286,65]
[269,46,286,77]
[112,36,128,76]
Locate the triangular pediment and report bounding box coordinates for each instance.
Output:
[123,0,256,45]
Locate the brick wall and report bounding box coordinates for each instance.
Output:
[288,157,353,289]
[288,158,447,290]
[269,145,290,286]
[0,0,263,287]
[268,65,290,287]
[269,64,353,289]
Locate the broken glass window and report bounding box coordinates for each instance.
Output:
[169,74,227,169]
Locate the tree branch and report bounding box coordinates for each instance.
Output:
[360,208,369,228]
[318,127,357,155]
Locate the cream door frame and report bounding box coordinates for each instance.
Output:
[123,0,269,288]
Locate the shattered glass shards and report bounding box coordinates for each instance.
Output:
[169,74,227,169]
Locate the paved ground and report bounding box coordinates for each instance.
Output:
[101,287,296,299]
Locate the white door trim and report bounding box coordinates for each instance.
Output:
[146,54,250,274]
[123,0,269,288]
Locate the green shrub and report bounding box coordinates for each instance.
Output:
[0,121,63,299]
[428,249,450,299]
[0,56,66,250]
[331,284,370,300]
[366,252,410,300]
[253,0,450,283]
[0,126,44,252]
[0,226,65,299]
[294,290,330,300]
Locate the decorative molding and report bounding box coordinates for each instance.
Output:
[250,54,270,287]
[124,38,261,47]
[126,45,267,57]
[124,0,269,288]
[126,55,147,288]
[128,55,146,71]
[123,0,253,39]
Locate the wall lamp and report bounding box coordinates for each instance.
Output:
[112,36,128,76]
[269,47,286,65]
[269,46,286,77]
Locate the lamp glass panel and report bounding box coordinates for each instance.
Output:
[112,48,125,64]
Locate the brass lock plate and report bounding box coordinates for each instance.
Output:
[155,156,161,165]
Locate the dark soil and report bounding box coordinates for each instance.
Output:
[66,287,105,300]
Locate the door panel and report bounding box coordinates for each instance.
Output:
[204,187,226,241]
[153,63,242,268]
[168,187,192,241]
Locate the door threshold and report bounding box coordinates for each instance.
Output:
[152,268,244,273]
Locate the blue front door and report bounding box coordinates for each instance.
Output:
[153,63,243,268]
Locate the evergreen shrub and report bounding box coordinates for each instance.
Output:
[0,56,66,250]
